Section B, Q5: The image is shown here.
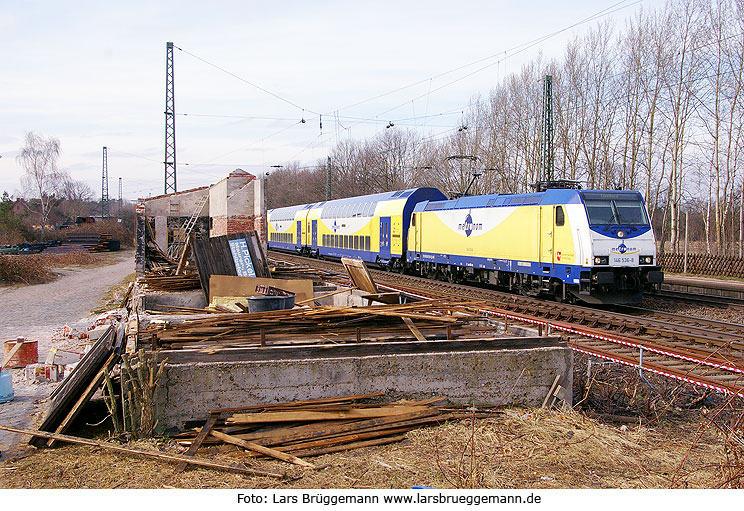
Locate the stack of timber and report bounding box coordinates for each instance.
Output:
[60,233,115,252]
[174,393,501,464]
[268,259,342,283]
[148,299,487,350]
[140,272,202,291]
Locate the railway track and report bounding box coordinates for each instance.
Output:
[648,289,744,311]
[270,251,744,398]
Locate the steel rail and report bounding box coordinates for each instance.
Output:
[269,252,744,397]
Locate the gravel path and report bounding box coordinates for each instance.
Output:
[0,251,134,348]
[0,251,134,460]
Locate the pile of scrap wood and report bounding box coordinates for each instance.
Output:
[140,272,201,291]
[145,240,178,272]
[173,393,500,466]
[148,299,487,350]
[268,259,342,283]
[141,232,201,290]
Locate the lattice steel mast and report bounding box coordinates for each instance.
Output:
[164,41,177,194]
[539,74,554,183]
[101,146,109,219]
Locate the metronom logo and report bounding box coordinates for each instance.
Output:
[458,212,483,237]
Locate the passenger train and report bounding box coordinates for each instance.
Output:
[267,186,663,304]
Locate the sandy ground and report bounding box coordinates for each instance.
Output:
[0,251,134,460]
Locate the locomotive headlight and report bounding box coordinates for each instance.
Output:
[594,256,609,265]
[640,256,653,265]
[594,257,601,264]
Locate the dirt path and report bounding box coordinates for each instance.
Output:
[0,251,134,348]
[0,251,133,461]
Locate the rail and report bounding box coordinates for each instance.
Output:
[270,251,744,398]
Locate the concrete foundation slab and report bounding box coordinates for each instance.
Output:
[152,337,572,433]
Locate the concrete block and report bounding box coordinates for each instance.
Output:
[152,337,573,433]
[141,290,207,312]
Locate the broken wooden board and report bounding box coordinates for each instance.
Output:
[47,352,117,447]
[340,257,378,294]
[192,231,272,298]
[175,414,218,473]
[209,275,313,303]
[31,326,119,448]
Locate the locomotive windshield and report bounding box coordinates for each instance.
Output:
[581,192,649,226]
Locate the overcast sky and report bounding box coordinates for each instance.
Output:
[0,0,666,201]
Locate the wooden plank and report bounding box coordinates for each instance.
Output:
[175,414,218,473]
[175,236,192,276]
[208,392,384,414]
[245,411,457,451]
[292,434,408,458]
[0,424,283,478]
[542,373,562,409]
[1,341,24,370]
[227,406,429,425]
[204,428,315,468]
[402,317,427,343]
[240,409,437,447]
[47,353,117,447]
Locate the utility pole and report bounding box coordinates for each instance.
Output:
[101,146,109,220]
[164,41,177,194]
[326,156,332,201]
[118,177,123,220]
[539,74,554,183]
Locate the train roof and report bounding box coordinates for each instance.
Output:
[414,188,645,212]
[268,187,446,214]
[308,187,445,209]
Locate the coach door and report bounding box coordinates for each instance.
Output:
[379,217,391,260]
[296,220,302,250]
[311,220,318,250]
[413,213,421,259]
[539,205,555,271]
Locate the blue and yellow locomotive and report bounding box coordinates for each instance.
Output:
[268,186,663,304]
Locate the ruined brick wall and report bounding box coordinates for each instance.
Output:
[227,215,256,234]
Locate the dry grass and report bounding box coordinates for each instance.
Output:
[91,272,136,313]
[0,252,104,285]
[0,407,725,489]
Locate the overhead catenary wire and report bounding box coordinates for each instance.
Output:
[332,0,645,129]
[175,45,320,117]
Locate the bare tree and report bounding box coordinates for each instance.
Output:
[17,131,63,239]
[59,172,94,218]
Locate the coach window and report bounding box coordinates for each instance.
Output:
[555,206,565,226]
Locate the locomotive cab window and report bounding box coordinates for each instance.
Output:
[582,192,649,226]
[555,206,565,226]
